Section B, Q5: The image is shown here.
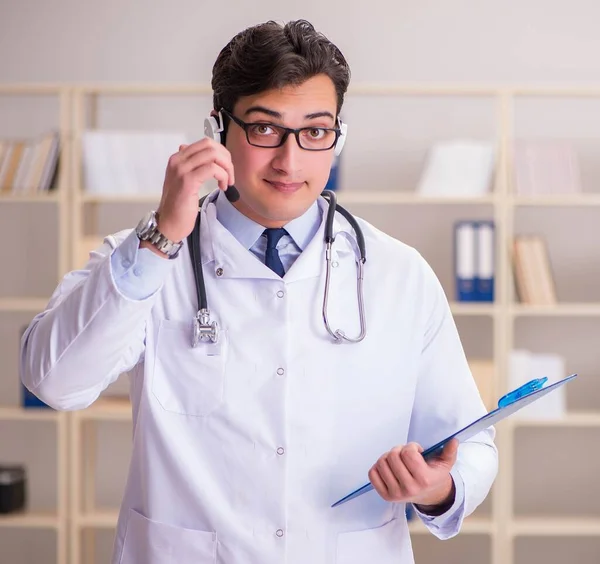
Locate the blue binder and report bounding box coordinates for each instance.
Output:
[331,373,578,508]
[454,221,477,301]
[475,220,495,302]
[454,220,495,302]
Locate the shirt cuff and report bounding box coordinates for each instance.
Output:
[412,467,466,537]
[110,229,177,301]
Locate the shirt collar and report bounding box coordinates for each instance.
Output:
[214,189,322,251]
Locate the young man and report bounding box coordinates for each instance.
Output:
[20,19,497,564]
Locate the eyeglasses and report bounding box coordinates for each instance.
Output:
[220,108,343,151]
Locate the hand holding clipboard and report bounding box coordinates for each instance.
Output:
[331,373,578,508]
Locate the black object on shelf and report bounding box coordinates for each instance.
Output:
[0,465,26,513]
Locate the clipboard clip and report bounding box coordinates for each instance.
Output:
[497,377,548,408]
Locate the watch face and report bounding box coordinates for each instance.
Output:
[136,211,156,238]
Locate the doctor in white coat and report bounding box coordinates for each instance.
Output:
[20,19,497,564]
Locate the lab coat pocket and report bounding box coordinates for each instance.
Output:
[120,508,217,564]
[336,518,412,563]
[152,319,227,417]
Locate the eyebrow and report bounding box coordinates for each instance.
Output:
[244,106,335,122]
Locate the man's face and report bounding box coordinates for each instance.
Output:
[225,74,339,228]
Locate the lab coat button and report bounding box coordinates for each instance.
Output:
[133,266,142,276]
[121,259,130,268]
[276,368,285,376]
[276,529,284,537]
[276,291,285,298]
[216,268,224,277]
[277,447,285,455]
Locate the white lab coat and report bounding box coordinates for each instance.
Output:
[20,192,497,564]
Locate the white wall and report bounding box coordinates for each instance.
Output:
[2,1,600,563]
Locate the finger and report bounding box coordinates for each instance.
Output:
[388,448,419,493]
[178,145,235,186]
[368,466,391,501]
[375,456,404,500]
[190,162,229,192]
[179,138,217,161]
[437,439,459,465]
[399,443,429,481]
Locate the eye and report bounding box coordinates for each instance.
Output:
[251,124,275,136]
[306,128,325,139]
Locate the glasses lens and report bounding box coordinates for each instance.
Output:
[298,128,337,150]
[247,124,286,147]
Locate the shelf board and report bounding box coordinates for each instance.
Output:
[337,192,497,205]
[0,84,64,95]
[513,412,600,428]
[0,406,58,421]
[409,516,493,535]
[510,303,600,317]
[0,192,61,203]
[77,509,119,528]
[80,192,161,203]
[77,191,497,206]
[511,517,600,536]
[75,397,132,421]
[450,302,497,316]
[0,509,60,529]
[0,298,49,312]
[510,194,600,207]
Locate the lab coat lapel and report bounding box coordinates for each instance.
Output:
[200,193,355,282]
[283,197,356,284]
[198,195,274,280]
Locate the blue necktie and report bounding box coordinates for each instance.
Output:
[264,228,286,277]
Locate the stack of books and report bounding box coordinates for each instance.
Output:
[513,140,582,196]
[512,235,557,305]
[0,131,60,194]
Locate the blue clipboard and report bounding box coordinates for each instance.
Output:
[331,373,578,508]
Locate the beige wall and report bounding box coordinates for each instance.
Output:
[2,0,600,84]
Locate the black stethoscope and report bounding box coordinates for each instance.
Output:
[187,186,367,348]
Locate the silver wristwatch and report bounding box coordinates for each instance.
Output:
[135,211,183,259]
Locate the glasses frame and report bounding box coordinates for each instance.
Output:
[220,108,343,151]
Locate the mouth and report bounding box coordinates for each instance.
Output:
[265,180,305,193]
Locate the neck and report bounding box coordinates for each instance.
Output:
[232,199,288,229]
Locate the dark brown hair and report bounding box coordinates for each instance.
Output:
[211,19,350,118]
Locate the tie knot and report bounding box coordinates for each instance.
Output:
[264,228,287,251]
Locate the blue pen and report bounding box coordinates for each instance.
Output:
[497,377,548,408]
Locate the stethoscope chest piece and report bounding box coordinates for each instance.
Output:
[193,309,219,346]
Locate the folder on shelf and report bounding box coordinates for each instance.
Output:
[331,373,578,508]
[454,221,477,301]
[454,220,495,302]
[475,220,495,302]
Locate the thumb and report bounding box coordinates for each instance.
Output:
[439,438,459,465]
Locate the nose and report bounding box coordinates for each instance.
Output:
[271,132,302,175]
